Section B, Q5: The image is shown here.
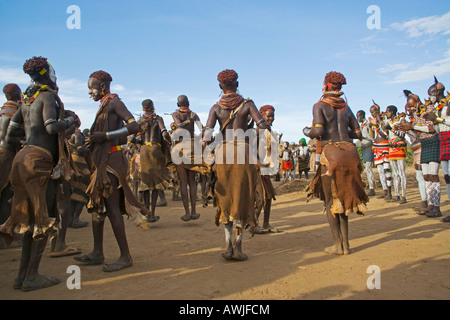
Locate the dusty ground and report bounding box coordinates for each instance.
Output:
[0,166,449,301]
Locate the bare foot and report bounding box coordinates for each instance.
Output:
[222,246,234,260]
[324,245,344,255]
[232,252,248,261]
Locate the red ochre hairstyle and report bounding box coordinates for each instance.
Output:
[324,71,347,89]
[260,105,275,114]
[89,70,113,82]
[217,69,238,85]
[3,83,21,95]
[23,56,48,75]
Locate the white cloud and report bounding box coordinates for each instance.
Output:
[378,63,414,74]
[111,84,125,91]
[391,11,450,38]
[382,55,450,84]
[0,67,30,85]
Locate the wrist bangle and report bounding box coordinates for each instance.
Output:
[436,117,444,123]
[256,118,266,126]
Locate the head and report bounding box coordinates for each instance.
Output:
[299,138,306,146]
[3,83,21,101]
[403,90,421,117]
[142,99,154,112]
[88,70,112,101]
[218,69,239,93]
[259,105,275,126]
[428,76,445,104]
[356,110,365,123]
[386,105,397,118]
[284,142,289,149]
[23,56,57,89]
[370,100,380,118]
[177,95,189,108]
[323,71,347,93]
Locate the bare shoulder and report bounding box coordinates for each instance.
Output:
[110,96,127,110]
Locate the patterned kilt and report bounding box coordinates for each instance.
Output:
[389,139,407,161]
[411,142,422,165]
[420,134,440,164]
[439,131,450,161]
[373,141,390,165]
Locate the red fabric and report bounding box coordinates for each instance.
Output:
[282,160,293,171]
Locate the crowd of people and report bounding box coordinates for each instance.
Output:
[0,56,448,293]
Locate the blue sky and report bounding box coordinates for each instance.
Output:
[0,0,449,142]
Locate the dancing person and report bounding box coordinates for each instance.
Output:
[203,69,269,261]
[304,71,368,255]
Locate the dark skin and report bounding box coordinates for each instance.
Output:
[172,95,203,221]
[81,76,142,271]
[68,127,90,228]
[204,79,269,260]
[0,89,22,225]
[256,109,277,231]
[398,94,440,215]
[6,69,76,289]
[303,82,362,255]
[368,106,389,142]
[138,102,171,222]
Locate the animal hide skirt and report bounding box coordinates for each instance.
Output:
[306,141,368,217]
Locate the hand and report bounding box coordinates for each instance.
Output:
[423,112,437,122]
[397,122,413,132]
[302,127,311,137]
[89,132,108,144]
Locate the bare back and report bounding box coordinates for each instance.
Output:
[311,101,360,143]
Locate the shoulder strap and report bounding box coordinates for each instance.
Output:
[177,111,197,127]
[220,99,250,132]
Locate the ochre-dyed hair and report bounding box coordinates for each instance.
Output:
[3,83,21,95]
[89,70,113,82]
[217,69,238,85]
[324,71,347,87]
[260,105,275,114]
[23,56,48,75]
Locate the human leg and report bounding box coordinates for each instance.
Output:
[187,170,200,219]
[365,162,375,196]
[376,164,388,199]
[441,160,450,201]
[222,222,233,259]
[177,166,191,221]
[103,173,133,272]
[390,160,400,201]
[322,174,343,255]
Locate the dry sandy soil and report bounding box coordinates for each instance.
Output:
[0,166,449,301]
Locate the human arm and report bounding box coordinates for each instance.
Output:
[88,99,142,144]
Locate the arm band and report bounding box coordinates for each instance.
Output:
[413,125,430,133]
[44,118,57,126]
[9,121,23,129]
[106,127,130,140]
[256,118,266,127]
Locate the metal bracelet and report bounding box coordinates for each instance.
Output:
[105,127,129,140]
